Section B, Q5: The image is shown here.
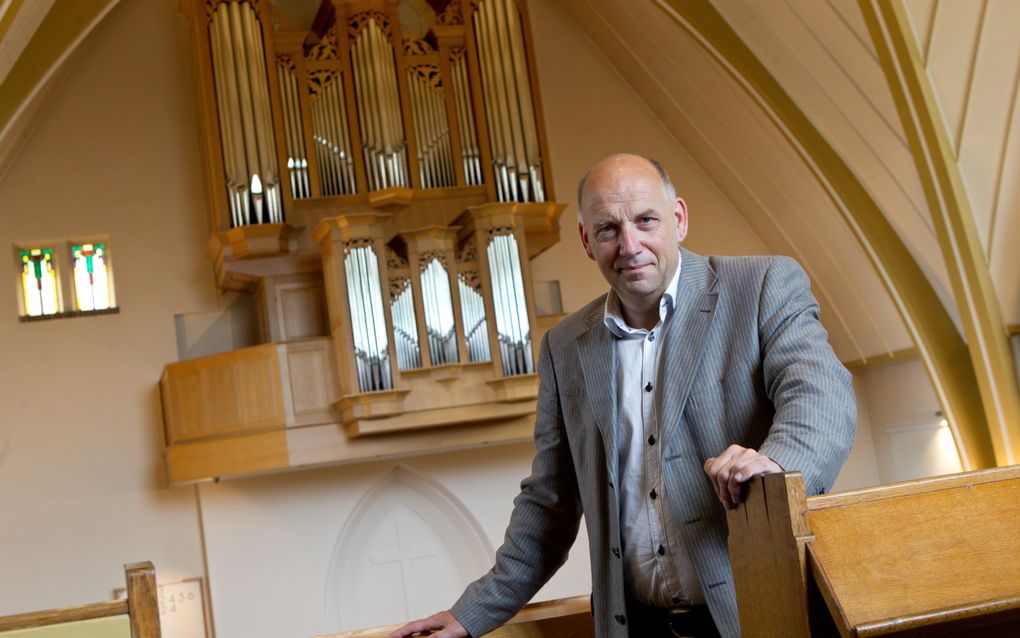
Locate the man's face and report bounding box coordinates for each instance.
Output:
[578,156,688,316]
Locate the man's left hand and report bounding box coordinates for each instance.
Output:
[703,444,782,510]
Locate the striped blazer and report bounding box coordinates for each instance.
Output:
[451,248,856,638]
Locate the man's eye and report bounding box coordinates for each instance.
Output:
[596,226,616,238]
[638,216,656,225]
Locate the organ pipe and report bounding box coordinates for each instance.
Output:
[351,17,408,190]
[451,50,482,186]
[311,72,357,196]
[407,67,455,189]
[390,278,422,370]
[208,1,283,226]
[457,272,490,362]
[343,244,392,391]
[472,0,544,203]
[419,258,458,365]
[485,232,533,375]
[276,59,310,198]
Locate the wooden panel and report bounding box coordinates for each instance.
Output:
[807,467,1020,634]
[279,282,329,340]
[162,343,286,443]
[166,429,289,484]
[284,338,338,424]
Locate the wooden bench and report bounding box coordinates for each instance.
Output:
[0,562,161,638]
[315,595,594,638]
[727,466,1020,637]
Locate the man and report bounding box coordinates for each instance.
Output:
[390,154,855,638]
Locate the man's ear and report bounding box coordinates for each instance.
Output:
[578,221,595,260]
[675,198,689,243]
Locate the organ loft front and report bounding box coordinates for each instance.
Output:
[160,0,568,485]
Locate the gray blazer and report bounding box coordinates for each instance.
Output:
[451,249,856,638]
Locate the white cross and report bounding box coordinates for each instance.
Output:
[370,517,439,617]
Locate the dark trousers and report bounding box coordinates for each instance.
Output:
[625,597,721,638]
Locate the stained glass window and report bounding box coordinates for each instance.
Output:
[19,248,60,317]
[71,243,113,311]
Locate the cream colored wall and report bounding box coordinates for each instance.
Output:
[855,357,963,484]
[526,0,769,314]
[0,0,212,614]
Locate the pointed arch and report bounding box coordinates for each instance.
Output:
[323,464,493,632]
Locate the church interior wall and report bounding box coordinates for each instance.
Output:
[0,0,214,614]
[0,0,973,633]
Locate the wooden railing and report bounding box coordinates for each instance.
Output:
[314,595,593,638]
[728,466,1020,636]
[0,562,161,638]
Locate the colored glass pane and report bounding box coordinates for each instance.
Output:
[71,243,111,311]
[19,248,59,316]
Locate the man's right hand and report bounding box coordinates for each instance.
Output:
[388,610,468,638]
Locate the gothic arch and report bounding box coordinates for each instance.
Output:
[324,464,494,632]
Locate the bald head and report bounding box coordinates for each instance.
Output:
[576,154,677,224]
[575,153,689,329]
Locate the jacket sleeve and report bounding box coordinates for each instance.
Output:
[449,332,584,637]
[754,256,857,495]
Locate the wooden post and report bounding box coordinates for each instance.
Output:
[727,472,813,638]
[125,562,161,638]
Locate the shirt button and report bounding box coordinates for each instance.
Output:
[644,382,653,392]
[648,331,655,342]
[650,489,657,500]
[611,547,620,558]
[615,614,627,625]
[657,545,666,556]
[647,434,656,446]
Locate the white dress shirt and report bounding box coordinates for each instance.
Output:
[603,251,706,607]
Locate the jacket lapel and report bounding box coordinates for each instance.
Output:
[660,249,719,452]
[576,300,619,487]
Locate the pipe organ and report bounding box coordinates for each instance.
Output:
[166,0,566,484]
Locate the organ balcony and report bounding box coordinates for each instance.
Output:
[160,0,567,484]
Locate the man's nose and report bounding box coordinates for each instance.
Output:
[618,225,641,256]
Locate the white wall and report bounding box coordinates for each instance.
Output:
[0,0,212,613]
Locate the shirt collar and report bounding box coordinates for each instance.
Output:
[603,250,683,337]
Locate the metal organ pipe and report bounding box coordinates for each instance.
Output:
[458,272,490,362]
[277,60,309,199]
[390,279,421,370]
[473,0,544,203]
[486,233,532,375]
[451,52,482,185]
[351,18,410,191]
[419,259,457,365]
[408,67,455,189]
[207,1,282,226]
[311,72,356,196]
[344,245,392,391]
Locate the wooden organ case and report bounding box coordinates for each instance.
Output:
[161,0,566,485]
